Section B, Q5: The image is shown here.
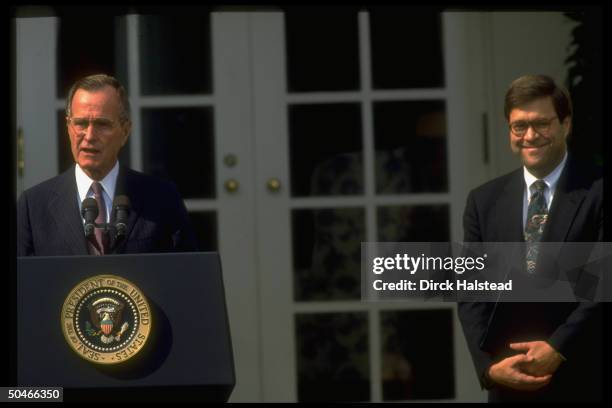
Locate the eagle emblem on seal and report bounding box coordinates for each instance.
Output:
[86,297,130,344]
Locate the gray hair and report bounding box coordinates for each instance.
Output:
[65,74,131,123]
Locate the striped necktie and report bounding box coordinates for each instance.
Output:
[90,181,109,255]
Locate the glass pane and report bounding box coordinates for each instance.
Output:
[189,211,217,252]
[377,205,450,242]
[141,107,215,199]
[289,103,363,197]
[57,110,131,174]
[284,7,360,92]
[373,101,447,193]
[369,8,444,89]
[139,13,212,95]
[380,309,454,400]
[293,208,365,301]
[57,12,128,97]
[296,312,370,402]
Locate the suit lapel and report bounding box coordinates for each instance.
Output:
[495,170,525,242]
[542,158,586,242]
[48,167,89,255]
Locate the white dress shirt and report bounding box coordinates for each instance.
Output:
[75,161,120,223]
[522,152,568,230]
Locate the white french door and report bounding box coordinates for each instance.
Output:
[249,11,487,402]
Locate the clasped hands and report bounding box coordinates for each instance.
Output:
[487,340,564,391]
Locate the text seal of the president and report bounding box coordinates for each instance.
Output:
[61,274,152,364]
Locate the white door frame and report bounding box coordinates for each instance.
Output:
[15,16,58,197]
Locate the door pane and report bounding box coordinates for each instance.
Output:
[139,14,212,95]
[284,7,360,92]
[377,205,450,242]
[141,107,215,199]
[296,312,370,401]
[292,208,365,301]
[373,101,447,193]
[289,103,363,197]
[369,7,444,89]
[57,12,128,97]
[380,309,454,400]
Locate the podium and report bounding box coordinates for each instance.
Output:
[17,252,235,402]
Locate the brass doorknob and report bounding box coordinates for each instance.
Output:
[267,178,281,192]
[225,179,239,193]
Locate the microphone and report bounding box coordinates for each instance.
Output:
[81,197,99,238]
[112,195,131,239]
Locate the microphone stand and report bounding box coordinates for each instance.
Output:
[91,221,125,254]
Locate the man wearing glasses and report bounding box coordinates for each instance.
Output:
[458,75,603,402]
[17,74,198,256]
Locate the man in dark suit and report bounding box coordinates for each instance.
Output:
[458,74,603,402]
[18,74,198,256]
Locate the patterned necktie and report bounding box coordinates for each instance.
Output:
[524,180,548,273]
[91,181,109,255]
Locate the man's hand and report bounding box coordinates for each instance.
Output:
[488,354,552,391]
[509,341,564,376]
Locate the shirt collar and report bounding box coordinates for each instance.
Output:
[75,161,120,202]
[523,151,568,193]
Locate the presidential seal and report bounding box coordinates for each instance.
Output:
[61,275,152,365]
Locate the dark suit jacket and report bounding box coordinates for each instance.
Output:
[17,165,199,256]
[458,156,603,402]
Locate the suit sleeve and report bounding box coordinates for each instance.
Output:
[547,302,602,360]
[457,190,496,389]
[17,191,34,256]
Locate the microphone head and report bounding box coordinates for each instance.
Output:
[81,197,99,218]
[81,197,98,238]
[113,195,130,239]
[113,195,131,209]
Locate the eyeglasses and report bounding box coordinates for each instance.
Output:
[509,116,558,137]
[67,117,118,133]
